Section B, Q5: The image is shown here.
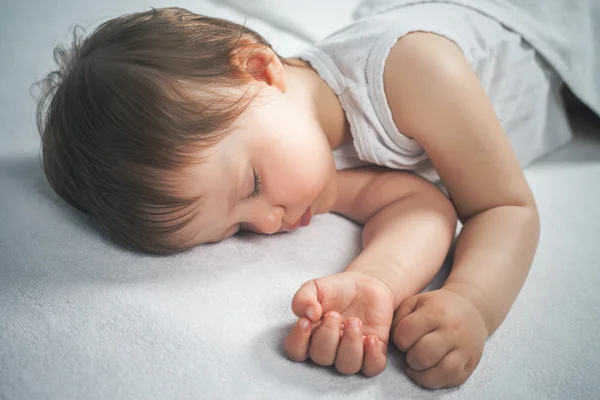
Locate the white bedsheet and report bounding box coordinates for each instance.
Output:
[1,1,599,399]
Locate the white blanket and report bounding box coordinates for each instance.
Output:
[1,1,600,399]
[354,0,600,116]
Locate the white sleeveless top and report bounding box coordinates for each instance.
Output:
[295,2,572,184]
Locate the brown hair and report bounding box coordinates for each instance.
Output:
[35,7,283,254]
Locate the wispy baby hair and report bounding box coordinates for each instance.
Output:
[35,7,281,254]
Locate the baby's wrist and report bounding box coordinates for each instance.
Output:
[344,263,409,310]
[443,281,492,336]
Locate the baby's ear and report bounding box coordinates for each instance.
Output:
[229,36,287,92]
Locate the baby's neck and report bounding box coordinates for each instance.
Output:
[284,59,351,150]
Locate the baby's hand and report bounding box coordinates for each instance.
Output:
[392,289,488,388]
[284,271,395,376]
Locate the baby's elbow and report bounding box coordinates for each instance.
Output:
[411,179,459,240]
[524,201,541,243]
[433,191,458,240]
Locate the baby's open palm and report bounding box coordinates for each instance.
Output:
[284,271,395,376]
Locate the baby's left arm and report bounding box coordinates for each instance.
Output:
[382,32,540,388]
[284,166,457,376]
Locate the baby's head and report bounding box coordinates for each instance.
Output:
[36,7,338,254]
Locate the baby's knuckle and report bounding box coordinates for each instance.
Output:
[405,352,418,368]
[464,358,477,375]
[443,356,465,375]
[393,329,411,350]
[429,303,449,320]
[420,353,437,369]
[421,312,438,326]
[464,350,482,375]
[397,301,412,315]
[449,314,466,331]
[410,347,434,367]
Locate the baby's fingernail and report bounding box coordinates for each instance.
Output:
[328,311,341,319]
[306,307,315,320]
[367,336,376,346]
[298,319,309,330]
[347,319,361,328]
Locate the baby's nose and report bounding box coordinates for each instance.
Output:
[252,206,284,234]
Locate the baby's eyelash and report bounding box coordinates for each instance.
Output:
[248,170,261,199]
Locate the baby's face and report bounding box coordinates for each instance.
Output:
[173,86,338,247]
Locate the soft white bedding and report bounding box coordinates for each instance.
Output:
[1,1,599,399]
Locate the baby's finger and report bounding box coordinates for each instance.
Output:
[362,335,387,377]
[393,310,439,352]
[394,295,420,325]
[308,311,342,366]
[291,279,323,322]
[284,318,313,362]
[406,330,454,371]
[334,318,364,374]
[406,349,467,389]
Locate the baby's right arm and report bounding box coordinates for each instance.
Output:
[334,166,457,307]
[284,166,457,376]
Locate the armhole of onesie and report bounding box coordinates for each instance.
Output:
[366,25,475,156]
[295,48,347,96]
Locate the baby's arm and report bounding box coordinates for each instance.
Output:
[383,32,540,388]
[334,167,457,308]
[284,166,457,376]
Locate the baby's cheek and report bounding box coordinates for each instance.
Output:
[278,141,335,199]
[296,167,327,197]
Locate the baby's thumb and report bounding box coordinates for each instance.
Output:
[291,279,323,322]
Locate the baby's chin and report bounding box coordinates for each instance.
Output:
[310,203,332,220]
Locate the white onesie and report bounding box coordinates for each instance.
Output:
[295,2,573,184]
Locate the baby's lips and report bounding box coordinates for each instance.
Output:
[279,208,311,231]
[299,209,312,227]
[280,219,300,232]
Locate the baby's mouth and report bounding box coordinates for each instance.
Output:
[280,208,312,232]
[298,208,312,227]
